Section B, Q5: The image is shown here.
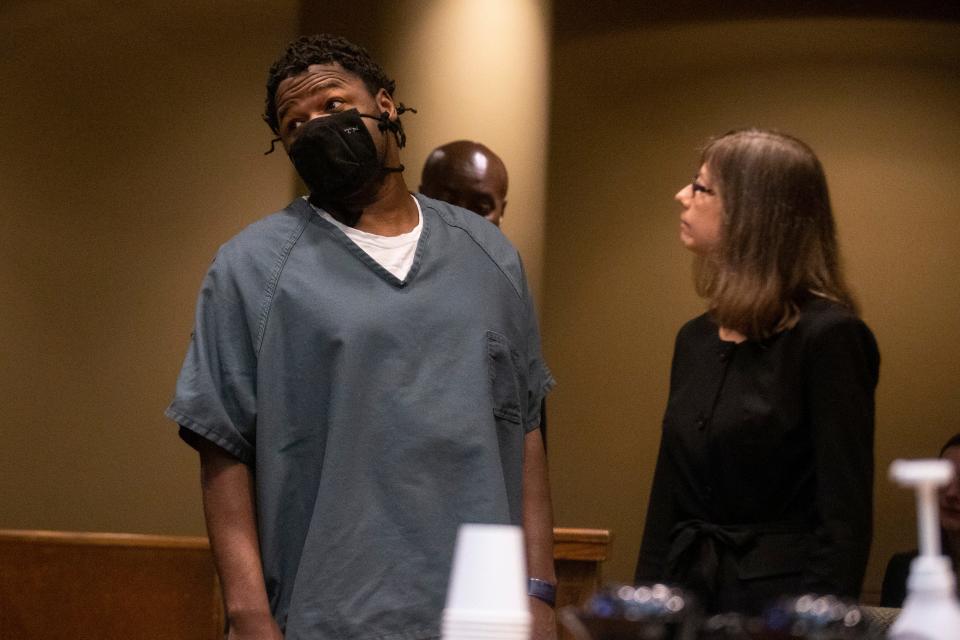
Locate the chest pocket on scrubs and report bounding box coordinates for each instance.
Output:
[486,331,523,424]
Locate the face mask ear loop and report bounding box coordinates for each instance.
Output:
[395,103,417,148]
[377,104,417,149]
[369,112,404,174]
[376,111,405,149]
[264,136,282,155]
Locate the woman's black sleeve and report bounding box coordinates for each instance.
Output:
[801,315,880,597]
[635,433,679,583]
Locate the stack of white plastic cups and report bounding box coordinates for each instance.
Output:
[441,523,531,640]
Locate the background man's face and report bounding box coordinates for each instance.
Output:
[420,146,508,226]
[941,445,960,533]
[425,170,506,226]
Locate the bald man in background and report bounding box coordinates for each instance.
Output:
[420,140,549,443]
[419,140,508,226]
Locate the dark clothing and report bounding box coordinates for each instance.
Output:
[166,195,554,640]
[636,297,879,613]
[880,551,913,608]
[880,533,956,608]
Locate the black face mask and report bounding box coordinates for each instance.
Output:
[287,109,404,204]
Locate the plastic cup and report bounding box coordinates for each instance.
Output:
[443,523,531,621]
[442,616,530,640]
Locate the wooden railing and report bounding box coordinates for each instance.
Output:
[1,526,611,639]
[0,529,223,640]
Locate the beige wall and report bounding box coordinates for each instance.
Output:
[0,0,297,534]
[544,18,960,597]
[382,0,552,305]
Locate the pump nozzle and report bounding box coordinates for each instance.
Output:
[890,459,954,557]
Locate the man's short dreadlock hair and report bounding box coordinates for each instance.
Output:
[264,34,396,134]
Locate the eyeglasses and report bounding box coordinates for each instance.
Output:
[691,179,715,196]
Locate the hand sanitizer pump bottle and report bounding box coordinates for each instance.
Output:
[889,459,960,640]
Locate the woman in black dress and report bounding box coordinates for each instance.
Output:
[635,129,880,614]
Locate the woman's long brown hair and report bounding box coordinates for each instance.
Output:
[694,129,857,339]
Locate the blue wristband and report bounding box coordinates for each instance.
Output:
[528,578,557,607]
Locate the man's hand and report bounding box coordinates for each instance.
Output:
[227,610,284,640]
[183,433,281,640]
[529,596,557,640]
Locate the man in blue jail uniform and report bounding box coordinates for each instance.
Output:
[166,34,557,640]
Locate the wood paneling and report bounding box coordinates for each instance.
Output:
[1,527,610,639]
[0,530,223,640]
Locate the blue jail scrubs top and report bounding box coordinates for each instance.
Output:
[165,194,554,640]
